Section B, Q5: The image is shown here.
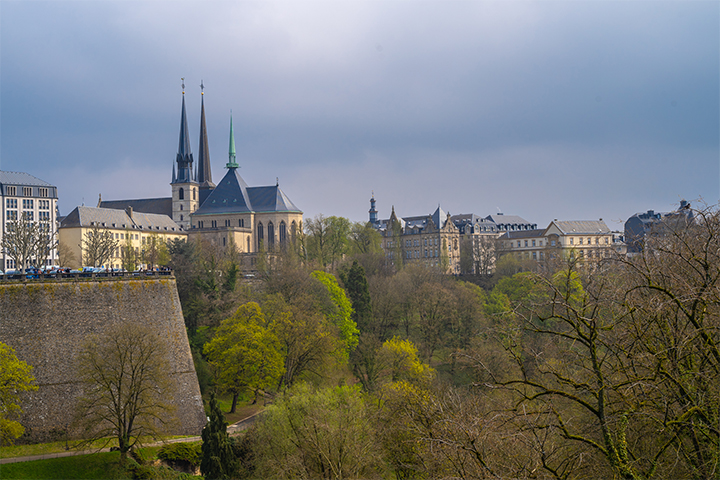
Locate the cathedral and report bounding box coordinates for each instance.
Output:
[100,84,303,254]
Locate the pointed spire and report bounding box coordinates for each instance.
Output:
[197,81,214,188]
[226,112,239,169]
[172,78,195,184]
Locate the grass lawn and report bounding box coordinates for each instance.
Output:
[0,436,195,460]
[1,451,130,479]
[212,392,265,425]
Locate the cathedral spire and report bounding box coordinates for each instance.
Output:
[226,112,239,169]
[172,78,195,184]
[196,81,214,188]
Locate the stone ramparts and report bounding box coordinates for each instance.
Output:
[0,278,207,442]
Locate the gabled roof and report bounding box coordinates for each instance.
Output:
[99,198,172,217]
[549,220,610,235]
[60,206,183,233]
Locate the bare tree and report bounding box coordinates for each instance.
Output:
[1,217,56,273]
[75,321,174,464]
[81,227,118,267]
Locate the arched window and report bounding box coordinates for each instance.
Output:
[291,221,297,242]
[193,189,196,200]
[179,188,184,200]
[257,223,264,249]
[246,236,250,253]
[279,221,287,244]
[180,204,183,211]
[268,222,275,246]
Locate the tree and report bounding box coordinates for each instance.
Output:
[142,233,169,269]
[75,321,173,464]
[311,270,359,358]
[1,217,55,273]
[0,342,37,445]
[58,241,78,268]
[305,214,352,270]
[203,302,283,412]
[121,231,138,271]
[348,221,383,256]
[81,226,119,267]
[250,383,382,479]
[200,392,236,480]
[340,260,372,329]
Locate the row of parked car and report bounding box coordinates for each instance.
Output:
[0,266,172,279]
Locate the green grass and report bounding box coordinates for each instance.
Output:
[0,436,196,460]
[1,451,130,479]
[211,392,264,425]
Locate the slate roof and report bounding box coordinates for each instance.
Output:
[499,229,546,240]
[99,198,172,217]
[551,220,610,235]
[60,206,183,233]
[0,171,55,187]
[192,168,301,216]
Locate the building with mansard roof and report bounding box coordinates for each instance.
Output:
[95,84,302,256]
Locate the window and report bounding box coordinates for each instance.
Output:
[524,240,528,247]
[532,252,537,260]
[39,200,50,210]
[268,222,275,246]
[587,238,591,245]
[23,211,33,221]
[239,219,245,227]
[178,188,184,200]
[6,198,17,209]
[39,188,48,197]
[180,204,183,211]
[6,186,16,196]
[193,189,196,200]
[570,238,574,245]
[22,199,34,209]
[23,187,32,196]
[6,210,17,221]
[180,214,183,221]
[605,237,609,244]
[532,240,536,247]
[551,240,556,246]
[211,220,217,228]
[279,222,287,244]
[257,223,264,247]
[579,238,583,245]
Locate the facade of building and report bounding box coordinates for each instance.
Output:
[0,171,59,270]
[58,206,186,269]
[371,197,461,273]
[97,86,302,256]
[499,219,619,265]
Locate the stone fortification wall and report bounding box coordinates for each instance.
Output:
[0,278,207,442]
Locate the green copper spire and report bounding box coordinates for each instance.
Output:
[226,113,239,169]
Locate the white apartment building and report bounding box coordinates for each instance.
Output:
[0,171,59,270]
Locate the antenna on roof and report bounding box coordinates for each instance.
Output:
[276,177,279,186]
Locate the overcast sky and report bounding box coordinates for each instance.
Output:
[1,1,718,230]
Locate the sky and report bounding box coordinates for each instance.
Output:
[1,0,718,230]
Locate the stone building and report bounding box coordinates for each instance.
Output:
[370,196,461,274]
[0,171,59,270]
[624,199,693,254]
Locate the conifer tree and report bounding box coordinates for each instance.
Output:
[200,393,236,479]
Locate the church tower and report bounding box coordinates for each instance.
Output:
[369,193,378,224]
[196,81,215,192]
[171,79,199,230]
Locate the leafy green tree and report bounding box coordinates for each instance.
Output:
[311,270,359,357]
[204,302,283,412]
[348,221,383,255]
[381,336,435,385]
[142,233,169,269]
[0,342,37,445]
[121,230,138,271]
[305,214,352,270]
[251,383,383,479]
[201,392,236,479]
[75,321,173,464]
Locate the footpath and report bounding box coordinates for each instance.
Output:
[0,413,259,465]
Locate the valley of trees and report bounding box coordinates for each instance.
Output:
[170,209,720,479]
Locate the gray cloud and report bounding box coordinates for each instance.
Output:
[1,1,717,230]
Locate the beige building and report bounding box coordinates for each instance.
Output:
[59,206,186,269]
[499,219,622,266]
